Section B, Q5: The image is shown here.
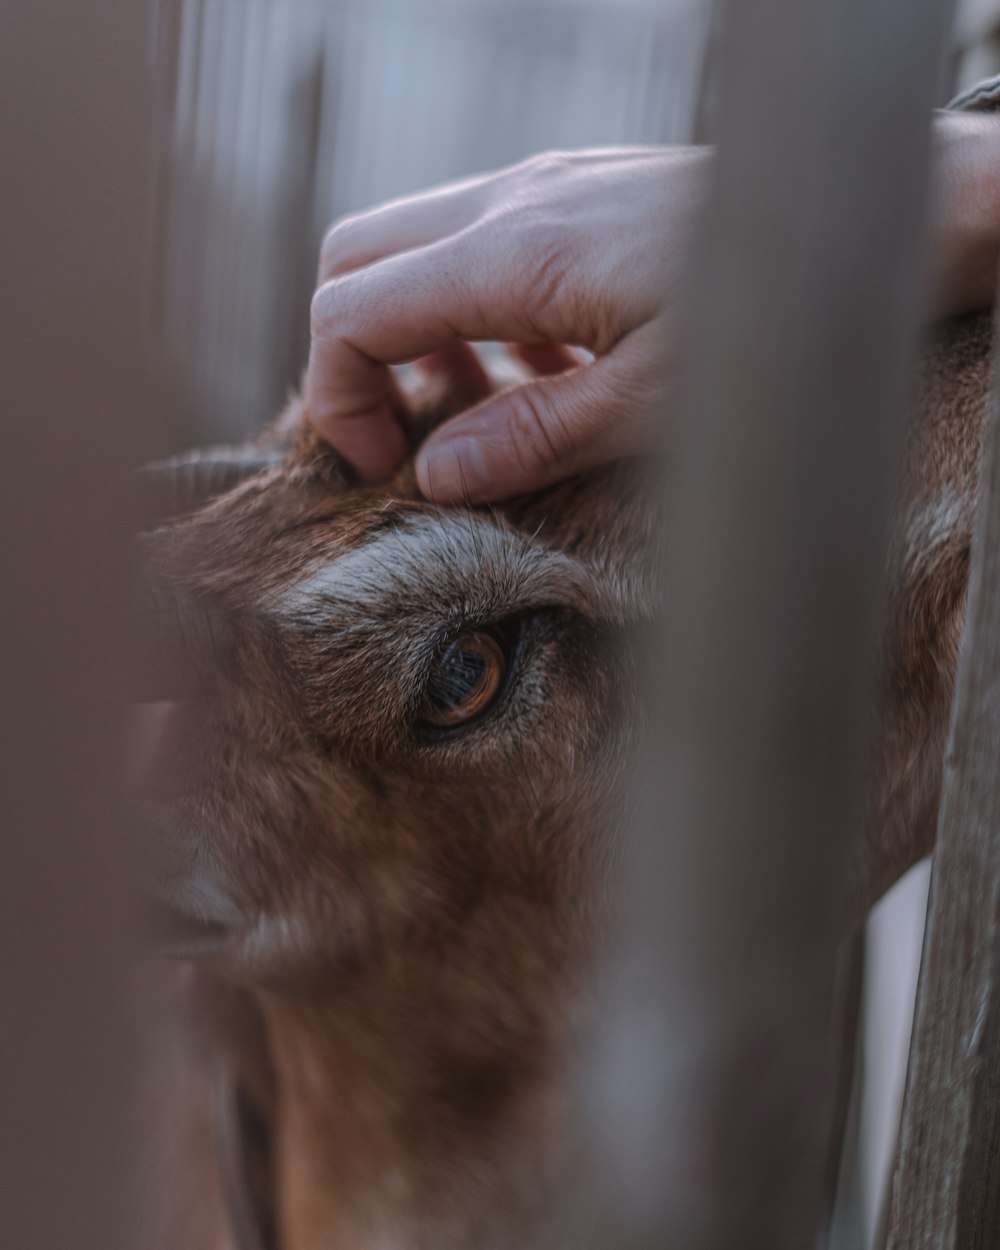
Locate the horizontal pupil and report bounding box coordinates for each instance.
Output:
[429,646,487,709]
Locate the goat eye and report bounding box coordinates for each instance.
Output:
[423,630,507,728]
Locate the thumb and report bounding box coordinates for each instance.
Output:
[415,353,653,504]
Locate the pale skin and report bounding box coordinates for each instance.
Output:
[306,112,1000,504]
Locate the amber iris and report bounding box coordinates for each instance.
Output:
[424,630,507,728]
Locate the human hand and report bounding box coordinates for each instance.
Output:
[306,148,711,502]
[306,117,1000,505]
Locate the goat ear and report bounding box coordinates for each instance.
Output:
[137,443,285,530]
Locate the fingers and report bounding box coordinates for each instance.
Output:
[414,344,659,504]
[307,235,574,478]
[305,146,690,490]
[318,171,495,281]
[304,352,409,482]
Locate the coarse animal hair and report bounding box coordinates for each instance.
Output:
[136,312,991,1250]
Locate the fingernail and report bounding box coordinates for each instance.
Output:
[419,435,489,502]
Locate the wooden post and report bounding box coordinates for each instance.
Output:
[886,301,1000,1248]
[0,3,157,1248]
[587,1,957,1246]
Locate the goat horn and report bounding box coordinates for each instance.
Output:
[137,443,285,530]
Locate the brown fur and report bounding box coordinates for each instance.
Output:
[139,313,991,1249]
[866,312,991,900]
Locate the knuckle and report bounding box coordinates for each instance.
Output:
[478,155,579,329]
[319,214,365,276]
[514,150,572,184]
[507,387,575,474]
[310,279,350,341]
[518,219,571,325]
[477,204,569,328]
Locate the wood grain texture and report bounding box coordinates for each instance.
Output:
[887,306,1000,1249]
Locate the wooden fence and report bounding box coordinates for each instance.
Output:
[3,1,998,1247]
[885,279,1000,1247]
[149,5,1000,1240]
[587,1,993,1246]
[0,6,159,1250]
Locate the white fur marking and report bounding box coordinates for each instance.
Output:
[273,510,636,628]
[278,513,510,619]
[907,489,967,556]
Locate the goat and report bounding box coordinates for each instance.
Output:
[136,310,991,1250]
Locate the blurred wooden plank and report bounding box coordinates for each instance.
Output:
[886,306,1000,1249]
[589,0,957,1247]
[0,1,159,1248]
